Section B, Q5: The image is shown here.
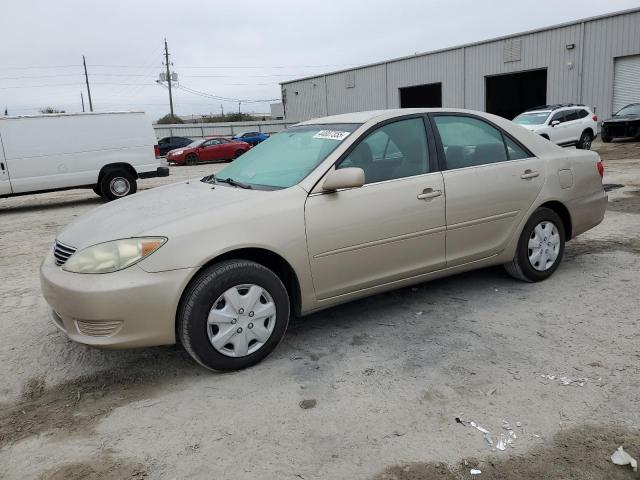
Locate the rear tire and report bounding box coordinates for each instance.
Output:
[92,185,103,198]
[504,207,565,282]
[577,130,593,150]
[100,169,137,201]
[178,260,290,371]
[186,154,198,166]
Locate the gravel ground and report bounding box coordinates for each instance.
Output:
[0,144,639,479]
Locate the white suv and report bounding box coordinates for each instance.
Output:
[513,104,598,150]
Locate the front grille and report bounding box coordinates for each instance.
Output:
[53,241,76,266]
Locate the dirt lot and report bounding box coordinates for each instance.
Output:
[1,143,639,479]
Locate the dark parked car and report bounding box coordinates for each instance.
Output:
[158,136,193,156]
[601,104,640,142]
[232,131,269,146]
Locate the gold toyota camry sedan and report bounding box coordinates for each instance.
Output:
[41,109,607,370]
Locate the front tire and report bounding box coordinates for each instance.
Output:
[577,130,593,150]
[504,207,565,282]
[178,260,290,371]
[186,154,198,166]
[234,149,244,159]
[92,185,103,198]
[602,132,612,143]
[100,169,137,201]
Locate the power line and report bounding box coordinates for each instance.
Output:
[175,84,279,103]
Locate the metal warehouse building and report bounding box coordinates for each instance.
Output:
[281,7,640,122]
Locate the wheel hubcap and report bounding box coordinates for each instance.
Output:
[528,221,560,271]
[110,177,129,196]
[207,284,276,357]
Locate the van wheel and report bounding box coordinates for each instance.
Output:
[178,260,290,371]
[504,207,565,282]
[100,170,137,201]
[92,186,103,198]
[577,130,593,150]
[186,154,198,166]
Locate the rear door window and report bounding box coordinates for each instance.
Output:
[564,110,579,122]
[433,115,508,169]
[578,109,589,119]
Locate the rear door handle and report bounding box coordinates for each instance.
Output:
[521,170,540,179]
[417,188,442,200]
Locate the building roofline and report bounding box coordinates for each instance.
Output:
[280,6,640,86]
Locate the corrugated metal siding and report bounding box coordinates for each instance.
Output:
[282,76,328,121]
[465,24,582,111]
[612,55,640,112]
[582,10,640,118]
[387,49,465,108]
[325,65,387,115]
[283,10,640,121]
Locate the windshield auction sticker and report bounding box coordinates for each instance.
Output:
[313,130,351,141]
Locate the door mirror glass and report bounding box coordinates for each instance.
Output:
[322,167,365,191]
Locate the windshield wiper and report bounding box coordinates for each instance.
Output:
[216,177,253,189]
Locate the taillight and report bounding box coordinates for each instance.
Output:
[154,145,160,158]
[597,161,604,178]
[592,115,598,122]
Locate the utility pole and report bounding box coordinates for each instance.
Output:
[164,38,174,118]
[82,55,93,112]
[80,92,85,112]
[238,101,241,115]
[220,103,224,119]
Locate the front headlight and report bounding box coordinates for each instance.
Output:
[63,237,167,274]
[173,150,183,156]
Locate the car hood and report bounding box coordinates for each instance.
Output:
[603,114,640,123]
[516,124,541,132]
[57,180,256,250]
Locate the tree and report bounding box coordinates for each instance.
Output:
[40,107,66,114]
[156,114,184,124]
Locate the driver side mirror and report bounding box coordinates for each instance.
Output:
[322,167,365,191]
[550,120,560,127]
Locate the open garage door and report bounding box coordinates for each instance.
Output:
[613,55,640,113]
[400,83,442,108]
[485,69,547,120]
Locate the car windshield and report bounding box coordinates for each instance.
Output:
[513,112,551,125]
[614,104,640,116]
[187,139,205,148]
[215,123,360,189]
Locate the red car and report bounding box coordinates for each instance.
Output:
[166,137,250,165]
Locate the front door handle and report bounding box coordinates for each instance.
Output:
[417,188,442,200]
[521,170,540,179]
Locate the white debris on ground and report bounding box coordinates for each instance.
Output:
[540,374,588,386]
[457,417,518,451]
[470,469,482,475]
[611,446,638,472]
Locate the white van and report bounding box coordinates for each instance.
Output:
[0,111,168,201]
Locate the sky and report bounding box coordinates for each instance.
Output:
[1,0,638,121]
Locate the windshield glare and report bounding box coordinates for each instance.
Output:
[513,112,551,125]
[216,123,360,189]
[615,104,640,116]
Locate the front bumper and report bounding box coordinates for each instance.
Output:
[602,122,640,139]
[40,250,195,349]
